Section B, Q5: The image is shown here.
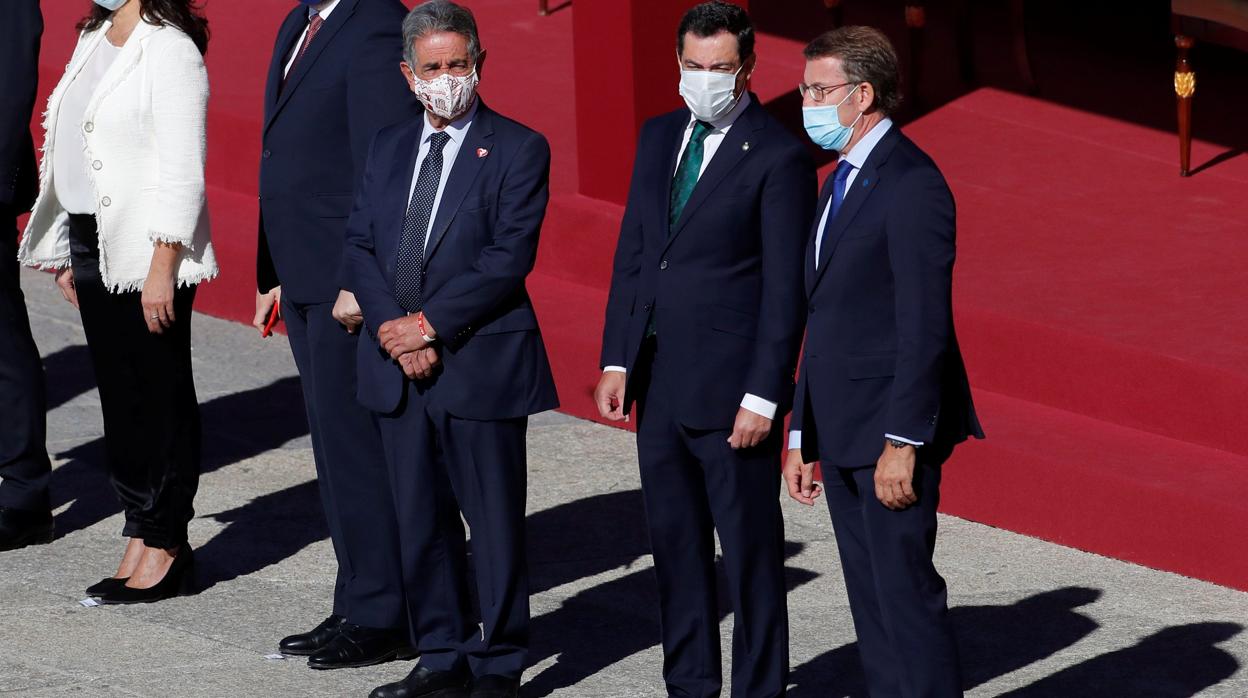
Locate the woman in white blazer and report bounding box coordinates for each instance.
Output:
[19,0,215,604]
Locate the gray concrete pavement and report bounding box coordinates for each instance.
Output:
[3,267,1247,697]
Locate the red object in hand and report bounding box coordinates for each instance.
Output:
[261,303,281,338]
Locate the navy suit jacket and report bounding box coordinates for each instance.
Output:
[792,125,984,467]
[257,0,421,303]
[344,101,559,420]
[600,95,816,431]
[0,0,41,211]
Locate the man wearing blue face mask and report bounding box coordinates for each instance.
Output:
[255,0,421,672]
[784,26,984,698]
[596,2,815,695]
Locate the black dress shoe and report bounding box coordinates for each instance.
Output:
[0,507,54,552]
[85,576,128,597]
[307,622,416,670]
[279,614,345,656]
[370,666,470,698]
[470,675,520,698]
[99,544,195,605]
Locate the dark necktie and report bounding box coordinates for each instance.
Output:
[281,12,323,93]
[394,131,452,313]
[816,159,856,266]
[669,119,714,231]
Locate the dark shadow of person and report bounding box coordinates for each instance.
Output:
[788,586,1103,697]
[42,344,96,410]
[193,479,327,590]
[49,376,308,539]
[523,488,818,697]
[1000,621,1243,698]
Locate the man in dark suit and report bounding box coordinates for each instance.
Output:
[343,3,557,697]
[783,27,985,698]
[254,0,421,670]
[0,0,54,553]
[595,3,815,695]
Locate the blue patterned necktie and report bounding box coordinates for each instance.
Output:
[394,131,451,313]
[816,159,856,265]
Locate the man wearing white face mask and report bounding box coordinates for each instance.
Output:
[784,27,984,698]
[346,2,557,697]
[595,2,815,695]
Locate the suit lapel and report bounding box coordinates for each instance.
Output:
[805,175,837,295]
[84,21,159,119]
[385,122,425,262]
[663,98,764,255]
[423,102,496,267]
[265,0,359,133]
[264,9,305,123]
[809,127,902,292]
[649,115,684,248]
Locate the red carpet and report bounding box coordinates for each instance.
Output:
[29,4,1248,590]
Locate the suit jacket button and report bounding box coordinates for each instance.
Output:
[659,260,668,270]
[100,196,112,207]
[92,160,103,170]
[643,303,652,312]
[808,304,816,314]
[83,122,94,133]
[262,149,272,159]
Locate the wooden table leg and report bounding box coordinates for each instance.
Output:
[1175,35,1196,177]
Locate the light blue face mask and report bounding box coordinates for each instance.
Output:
[93,0,128,10]
[802,85,862,151]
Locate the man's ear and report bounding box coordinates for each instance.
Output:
[475,49,488,79]
[858,81,877,113]
[737,53,757,96]
[400,61,416,90]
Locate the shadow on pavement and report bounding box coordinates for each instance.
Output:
[522,489,819,697]
[42,344,96,410]
[789,586,1103,697]
[999,621,1243,698]
[49,376,309,539]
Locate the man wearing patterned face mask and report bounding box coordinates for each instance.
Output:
[596,2,815,696]
[347,2,558,697]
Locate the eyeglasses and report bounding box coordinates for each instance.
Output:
[798,82,857,103]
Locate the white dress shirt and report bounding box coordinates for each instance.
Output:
[52,38,121,215]
[790,117,922,452]
[283,0,342,77]
[407,99,478,252]
[603,93,778,421]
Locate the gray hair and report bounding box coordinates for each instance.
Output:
[402,1,482,68]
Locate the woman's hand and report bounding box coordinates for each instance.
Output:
[55,267,78,308]
[142,242,181,334]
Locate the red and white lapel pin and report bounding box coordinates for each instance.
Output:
[477,147,489,158]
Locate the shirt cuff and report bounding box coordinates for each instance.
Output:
[739,393,777,420]
[602,366,627,374]
[788,430,802,450]
[885,433,924,447]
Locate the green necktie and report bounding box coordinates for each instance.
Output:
[669,120,714,231]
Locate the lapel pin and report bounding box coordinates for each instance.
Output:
[476,147,489,158]
[862,177,870,186]
[742,142,751,151]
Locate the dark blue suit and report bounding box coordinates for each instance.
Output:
[256,0,420,631]
[792,125,984,697]
[345,101,558,679]
[0,0,51,515]
[600,96,815,697]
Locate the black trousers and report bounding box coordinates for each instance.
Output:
[378,381,530,679]
[68,213,200,549]
[0,205,51,513]
[634,339,790,698]
[282,297,405,630]
[823,454,962,698]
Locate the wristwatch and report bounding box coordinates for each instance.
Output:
[886,437,915,449]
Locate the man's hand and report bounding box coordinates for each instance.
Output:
[254,286,282,336]
[55,267,78,308]
[783,448,821,506]
[331,290,364,334]
[874,441,918,510]
[378,315,429,359]
[727,407,771,449]
[594,371,627,421]
[397,346,440,380]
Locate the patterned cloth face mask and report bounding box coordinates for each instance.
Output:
[412,69,479,121]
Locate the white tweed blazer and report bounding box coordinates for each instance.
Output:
[20,19,217,292]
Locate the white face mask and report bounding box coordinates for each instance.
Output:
[678,60,743,122]
[411,69,479,121]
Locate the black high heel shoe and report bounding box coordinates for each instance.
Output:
[85,577,129,597]
[100,545,195,605]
